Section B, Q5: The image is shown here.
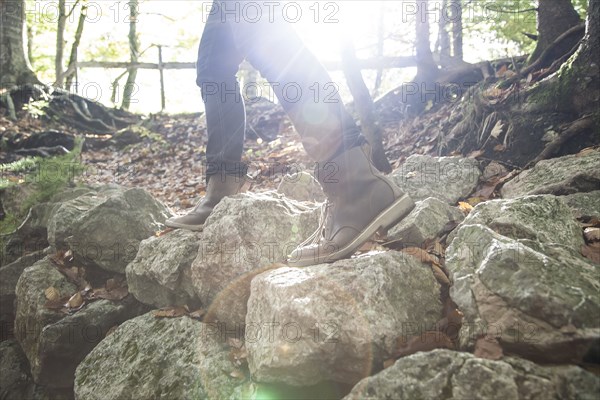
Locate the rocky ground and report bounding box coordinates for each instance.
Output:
[1,139,599,398]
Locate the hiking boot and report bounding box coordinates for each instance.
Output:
[165,174,246,231]
[287,145,414,267]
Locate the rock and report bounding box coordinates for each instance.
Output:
[15,256,148,388]
[74,313,247,400]
[562,190,600,219]
[126,229,201,308]
[246,251,443,386]
[446,224,599,363]
[0,339,74,400]
[191,191,318,327]
[501,150,600,198]
[0,339,32,400]
[1,250,45,340]
[343,349,600,400]
[391,155,481,204]
[386,197,464,247]
[448,195,584,251]
[277,171,326,203]
[48,185,172,273]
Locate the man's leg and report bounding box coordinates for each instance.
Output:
[225,1,415,265]
[166,1,247,231]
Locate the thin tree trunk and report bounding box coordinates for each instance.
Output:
[0,0,40,88]
[529,0,581,66]
[55,0,67,88]
[373,1,385,97]
[450,0,463,61]
[122,0,139,110]
[65,5,87,90]
[438,0,451,67]
[341,39,392,173]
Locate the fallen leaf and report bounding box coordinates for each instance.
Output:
[467,150,485,158]
[67,292,84,308]
[383,359,396,369]
[156,227,175,237]
[474,336,503,360]
[229,369,246,380]
[584,227,600,242]
[401,247,441,267]
[152,306,187,318]
[45,286,60,301]
[466,196,486,206]
[490,120,504,139]
[105,325,119,337]
[493,144,506,152]
[458,202,473,213]
[581,243,600,264]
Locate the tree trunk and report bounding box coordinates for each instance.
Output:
[65,5,87,90]
[55,0,67,88]
[122,0,139,110]
[438,0,451,67]
[341,40,392,173]
[450,0,463,61]
[0,0,40,88]
[529,0,582,67]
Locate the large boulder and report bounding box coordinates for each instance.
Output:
[447,224,599,363]
[0,250,45,340]
[246,251,443,386]
[390,155,481,204]
[447,195,584,250]
[562,190,600,219]
[14,257,148,388]
[74,313,248,400]
[191,191,319,326]
[126,229,201,308]
[386,197,464,247]
[501,150,600,198]
[343,349,600,400]
[0,339,74,400]
[48,185,172,273]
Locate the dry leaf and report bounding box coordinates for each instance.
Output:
[401,247,441,267]
[467,150,485,158]
[490,120,504,139]
[189,308,206,320]
[383,359,396,369]
[584,227,600,242]
[493,144,506,152]
[67,292,84,308]
[458,202,473,213]
[152,306,187,318]
[581,243,600,264]
[155,227,175,237]
[105,325,119,337]
[474,336,503,360]
[45,286,60,301]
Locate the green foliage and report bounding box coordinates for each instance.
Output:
[22,99,49,118]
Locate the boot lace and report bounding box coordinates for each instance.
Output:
[296,201,333,247]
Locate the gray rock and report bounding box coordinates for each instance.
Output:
[15,257,147,388]
[343,349,600,400]
[391,155,481,204]
[191,191,319,327]
[0,250,45,338]
[562,190,600,219]
[447,224,599,362]
[48,186,172,273]
[447,195,584,251]
[74,313,247,400]
[277,171,326,203]
[246,251,443,386]
[126,229,201,308]
[387,197,464,247]
[501,150,600,198]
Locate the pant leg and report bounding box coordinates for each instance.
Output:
[221,0,364,162]
[196,0,247,180]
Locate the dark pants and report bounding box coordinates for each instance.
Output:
[196,0,363,179]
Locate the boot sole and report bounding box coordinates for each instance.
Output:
[287,194,415,268]
[164,220,205,231]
